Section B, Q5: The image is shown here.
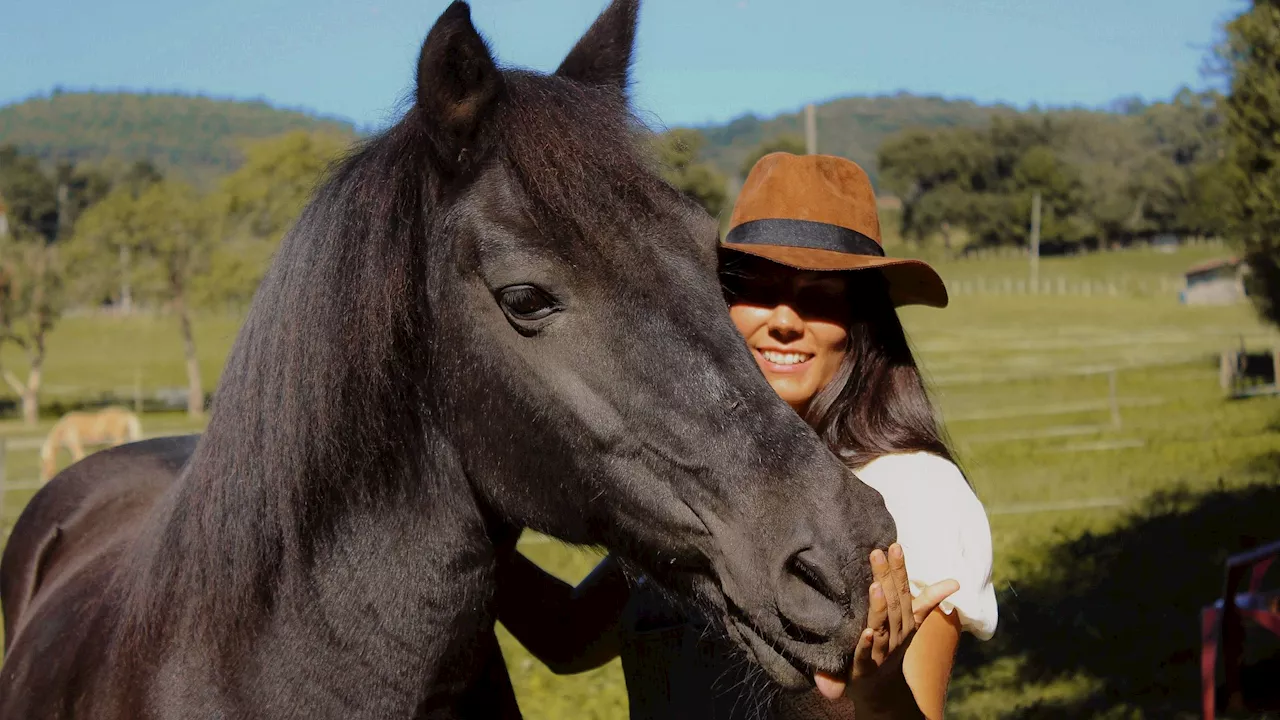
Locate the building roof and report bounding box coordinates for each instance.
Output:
[1185,257,1241,276]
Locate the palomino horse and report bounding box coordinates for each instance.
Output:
[0,2,897,717]
[39,406,143,482]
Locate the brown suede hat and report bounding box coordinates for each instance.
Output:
[722,152,948,308]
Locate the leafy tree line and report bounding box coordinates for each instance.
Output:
[0,131,350,422]
[660,88,1236,256]
[873,89,1226,252]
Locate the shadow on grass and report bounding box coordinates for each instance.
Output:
[957,471,1280,718]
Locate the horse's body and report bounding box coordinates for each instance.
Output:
[5,436,523,718]
[0,2,897,718]
[39,406,143,481]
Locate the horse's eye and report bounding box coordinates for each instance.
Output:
[498,284,560,328]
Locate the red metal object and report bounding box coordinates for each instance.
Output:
[1201,539,1280,719]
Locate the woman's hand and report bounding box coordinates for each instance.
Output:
[813,543,959,701]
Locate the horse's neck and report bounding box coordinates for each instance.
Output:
[246,498,508,713]
[138,443,520,717]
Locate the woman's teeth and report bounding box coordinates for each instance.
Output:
[761,350,812,365]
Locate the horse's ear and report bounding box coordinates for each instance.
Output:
[555,0,638,96]
[415,1,502,163]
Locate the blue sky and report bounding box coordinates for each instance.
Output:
[1,0,1244,132]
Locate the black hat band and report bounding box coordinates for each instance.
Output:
[724,218,885,258]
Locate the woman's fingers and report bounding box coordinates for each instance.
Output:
[869,584,890,664]
[870,548,891,589]
[887,544,915,635]
[866,552,890,639]
[912,578,960,624]
[867,578,889,630]
[874,549,904,646]
[850,627,877,679]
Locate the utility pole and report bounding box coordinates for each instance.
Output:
[1029,190,1042,290]
[120,246,133,314]
[804,103,817,155]
[56,182,69,242]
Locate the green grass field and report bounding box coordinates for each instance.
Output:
[1,245,1277,718]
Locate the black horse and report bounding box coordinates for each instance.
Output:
[0,2,896,717]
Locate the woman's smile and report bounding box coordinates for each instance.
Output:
[754,347,816,373]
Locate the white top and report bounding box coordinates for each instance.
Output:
[853,452,998,641]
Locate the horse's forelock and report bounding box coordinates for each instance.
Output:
[494,71,666,239]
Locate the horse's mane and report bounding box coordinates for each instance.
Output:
[121,70,669,649]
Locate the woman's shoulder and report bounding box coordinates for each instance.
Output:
[857,450,961,476]
[854,452,978,508]
[852,452,991,571]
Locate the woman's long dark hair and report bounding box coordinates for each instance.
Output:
[803,271,960,471]
[720,250,959,472]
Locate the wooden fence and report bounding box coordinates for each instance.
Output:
[947,275,1183,298]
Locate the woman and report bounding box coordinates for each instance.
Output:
[497,153,997,718]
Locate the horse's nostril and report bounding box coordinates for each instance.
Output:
[786,547,848,607]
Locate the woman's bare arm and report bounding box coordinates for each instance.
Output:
[494,552,631,674]
[901,608,961,718]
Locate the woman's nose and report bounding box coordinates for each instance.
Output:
[767,304,804,340]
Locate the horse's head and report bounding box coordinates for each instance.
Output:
[414,0,897,688]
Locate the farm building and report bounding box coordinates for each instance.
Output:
[1181,257,1247,305]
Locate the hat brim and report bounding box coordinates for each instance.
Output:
[720,243,949,309]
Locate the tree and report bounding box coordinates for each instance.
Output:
[0,224,64,424]
[54,162,112,235]
[653,129,729,219]
[1181,159,1233,237]
[205,131,349,305]
[0,146,103,424]
[120,160,164,196]
[71,181,214,416]
[879,126,993,245]
[218,131,348,240]
[876,119,1086,249]
[113,160,165,312]
[0,146,58,242]
[1136,90,1225,241]
[1217,0,1280,324]
[739,134,807,178]
[1054,113,1151,247]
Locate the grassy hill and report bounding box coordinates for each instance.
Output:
[0,91,360,186]
[690,93,1022,185]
